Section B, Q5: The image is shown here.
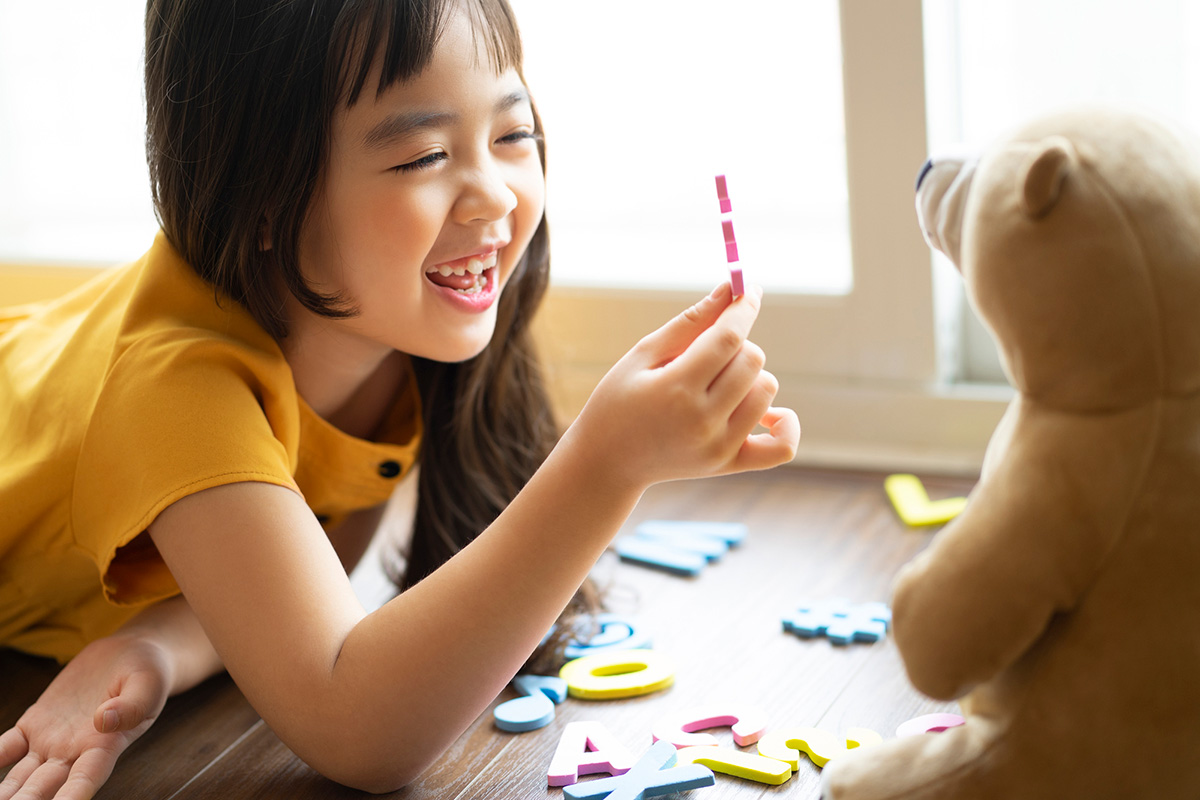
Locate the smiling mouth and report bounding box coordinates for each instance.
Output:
[425,252,497,294]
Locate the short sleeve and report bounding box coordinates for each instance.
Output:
[72,332,302,606]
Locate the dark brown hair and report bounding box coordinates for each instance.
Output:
[144,0,597,669]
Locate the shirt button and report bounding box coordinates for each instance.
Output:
[378,460,402,479]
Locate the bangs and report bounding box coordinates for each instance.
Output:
[334,0,524,106]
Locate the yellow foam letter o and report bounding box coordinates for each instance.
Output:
[559,649,675,699]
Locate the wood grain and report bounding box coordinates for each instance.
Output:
[1,467,975,799]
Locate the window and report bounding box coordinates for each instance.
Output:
[511,0,851,295]
[924,0,1200,384]
[0,2,154,265]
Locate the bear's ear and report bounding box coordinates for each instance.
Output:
[1019,136,1078,218]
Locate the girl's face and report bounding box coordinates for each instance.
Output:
[295,7,545,365]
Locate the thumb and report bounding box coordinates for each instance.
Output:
[633,282,732,366]
[94,671,161,734]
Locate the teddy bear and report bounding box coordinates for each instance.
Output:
[821,107,1200,799]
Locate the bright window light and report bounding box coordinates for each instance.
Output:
[511,0,851,294]
[925,0,1200,150]
[0,1,155,265]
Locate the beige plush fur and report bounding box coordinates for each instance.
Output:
[822,108,1200,799]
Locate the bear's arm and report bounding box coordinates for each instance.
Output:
[891,398,1157,700]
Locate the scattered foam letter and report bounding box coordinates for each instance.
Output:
[560,649,676,700]
[884,474,968,526]
[676,746,791,785]
[757,727,882,769]
[896,712,965,737]
[548,721,637,787]
[651,703,769,748]
[494,674,569,732]
[565,614,653,660]
[783,598,891,645]
[563,739,715,800]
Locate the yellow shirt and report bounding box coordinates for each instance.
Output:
[0,233,421,662]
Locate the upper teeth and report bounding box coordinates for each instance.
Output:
[429,256,488,276]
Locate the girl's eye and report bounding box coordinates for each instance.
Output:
[497,130,538,146]
[393,151,447,173]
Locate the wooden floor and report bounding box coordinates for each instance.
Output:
[1,467,976,799]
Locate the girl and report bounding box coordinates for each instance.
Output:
[0,0,799,797]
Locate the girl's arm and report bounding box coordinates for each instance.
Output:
[147,284,799,792]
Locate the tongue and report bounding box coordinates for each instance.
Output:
[427,270,477,290]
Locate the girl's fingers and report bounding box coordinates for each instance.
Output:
[0,753,38,800]
[7,758,68,800]
[706,340,767,412]
[56,748,116,800]
[670,286,763,384]
[0,728,29,769]
[732,406,802,473]
[633,283,731,366]
[723,369,779,446]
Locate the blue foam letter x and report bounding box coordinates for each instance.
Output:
[563,739,715,800]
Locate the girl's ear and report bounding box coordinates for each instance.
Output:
[1019,136,1078,219]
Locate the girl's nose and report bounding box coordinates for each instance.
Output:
[456,161,518,223]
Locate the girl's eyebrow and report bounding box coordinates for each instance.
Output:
[362,110,456,152]
[361,87,532,153]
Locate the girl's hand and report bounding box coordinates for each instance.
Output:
[0,634,170,800]
[571,282,800,490]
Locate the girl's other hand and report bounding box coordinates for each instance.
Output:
[571,282,800,490]
[0,634,170,800]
